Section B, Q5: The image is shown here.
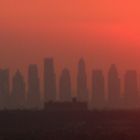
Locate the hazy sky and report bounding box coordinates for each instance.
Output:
[1,0,140,79]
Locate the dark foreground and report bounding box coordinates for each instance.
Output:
[0,110,140,140]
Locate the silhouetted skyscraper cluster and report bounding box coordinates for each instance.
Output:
[0,58,140,110]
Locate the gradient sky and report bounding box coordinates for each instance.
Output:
[1,0,140,90]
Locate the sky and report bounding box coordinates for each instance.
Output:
[1,0,140,89]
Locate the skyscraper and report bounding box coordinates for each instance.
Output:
[59,68,72,102]
[11,70,26,109]
[44,58,56,102]
[77,58,88,102]
[124,70,139,109]
[108,64,121,109]
[27,64,41,109]
[0,69,10,109]
[92,70,105,109]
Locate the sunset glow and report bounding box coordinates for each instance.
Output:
[0,0,140,74]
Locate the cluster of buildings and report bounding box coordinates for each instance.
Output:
[0,58,139,110]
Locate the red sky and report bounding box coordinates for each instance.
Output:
[1,0,140,90]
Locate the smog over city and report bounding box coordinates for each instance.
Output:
[1,0,140,139]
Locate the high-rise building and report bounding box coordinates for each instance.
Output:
[124,70,139,109]
[0,69,10,109]
[92,70,105,109]
[11,70,26,109]
[108,64,121,109]
[77,58,88,102]
[44,58,56,102]
[27,64,41,109]
[59,68,72,102]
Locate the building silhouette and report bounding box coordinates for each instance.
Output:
[44,58,57,102]
[0,69,10,109]
[59,68,72,102]
[77,58,88,102]
[44,98,88,112]
[27,64,41,109]
[0,57,140,110]
[124,70,139,109]
[108,64,121,109]
[11,70,26,109]
[92,70,105,109]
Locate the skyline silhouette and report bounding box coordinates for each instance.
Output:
[1,0,140,139]
[0,58,140,110]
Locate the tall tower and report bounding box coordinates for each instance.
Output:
[77,58,88,102]
[59,68,72,102]
[44,58,56,102]
[27,64,41,109]
[108,64,121,109]
[0,69,10,109]
[11,70,26,109]
[124,70,139,109]
[92,70,105,109]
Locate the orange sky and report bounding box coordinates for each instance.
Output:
[0,0,140,82]
[1,0,140,21]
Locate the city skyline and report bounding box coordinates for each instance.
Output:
[1,0,140,139]
[0,57,139,110]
